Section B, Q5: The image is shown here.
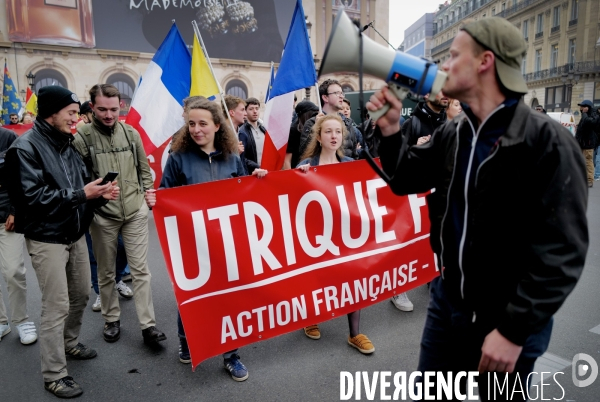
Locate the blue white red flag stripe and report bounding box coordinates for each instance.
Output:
[126,24,191,155]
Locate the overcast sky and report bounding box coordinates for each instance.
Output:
[388,0,444,48]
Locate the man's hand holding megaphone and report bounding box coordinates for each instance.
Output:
[367,86,403,137]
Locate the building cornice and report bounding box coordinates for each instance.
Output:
[96,49,142,61]
[21,43,73,57]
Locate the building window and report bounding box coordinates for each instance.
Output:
[552,6,560,28]
[521,55,527,75]
[535,49,542,72]
[226,79,248,99]
[570,0,578,21]
[594,82,600,108]
[568,39,576,66]
[106,73,136,116]
[492,7,496,16]
[536,13,543,35]
[501,2,506,11]
[33,69,67,94]
[341,84,354,93]
[545,84,572,112]
[550,44,559,70]
[522,19,529,39]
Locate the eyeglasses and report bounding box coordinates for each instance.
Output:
[327,91,345,98]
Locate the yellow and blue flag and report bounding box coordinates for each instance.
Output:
[190,35,218,100]
[1,61,22,125]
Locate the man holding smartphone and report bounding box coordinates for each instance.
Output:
[73,84,166,346]
[6,86,119,398]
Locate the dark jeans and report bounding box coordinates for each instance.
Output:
[177,311,238,359]
[416,277,553,401]
[86,231,130,294]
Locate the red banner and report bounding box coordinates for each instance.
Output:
[153,160,439,367]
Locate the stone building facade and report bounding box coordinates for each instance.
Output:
[430,0,600,118]
[0,0,389,114]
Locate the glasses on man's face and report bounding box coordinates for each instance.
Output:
[328,91,345,98]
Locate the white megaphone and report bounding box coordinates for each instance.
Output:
[320,11,447,121]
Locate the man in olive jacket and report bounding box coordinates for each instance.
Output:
[73,84,166,345]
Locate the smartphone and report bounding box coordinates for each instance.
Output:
[100,171,118,185]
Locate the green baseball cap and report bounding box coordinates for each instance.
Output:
[461,17,528,94]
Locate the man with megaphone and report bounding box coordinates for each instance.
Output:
[368,17,588,400]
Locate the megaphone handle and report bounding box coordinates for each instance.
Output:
[369,84,410,122]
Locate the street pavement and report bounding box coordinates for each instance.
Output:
[1,188,600,402]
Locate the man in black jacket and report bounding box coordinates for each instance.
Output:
[299,79,360,160]
[402,91,448,146]
[238,97,267,174]
[575,100,599,187]
[368,18,587,400]
[5,86,118,399]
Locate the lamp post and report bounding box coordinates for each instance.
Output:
[20,89,26,102]
[26,71,36,91]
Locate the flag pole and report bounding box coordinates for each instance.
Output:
[191,21,237,136]
[314,82,322,113]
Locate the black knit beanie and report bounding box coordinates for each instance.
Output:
[295,100,319,116]
[37,86,81,119]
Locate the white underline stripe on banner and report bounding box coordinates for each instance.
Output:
[181,233,431,305]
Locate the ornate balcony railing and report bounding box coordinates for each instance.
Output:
[523,61,600,83]
[550,26,560,34]
[568,18,578,27]
[434,0,548,36]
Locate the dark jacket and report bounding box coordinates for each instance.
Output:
[5,120,106,244]
[297,154,354,167]
[300,112,359,159]
[238,121,267,174]
[575,110,599,150]
[378,99,588,346]
[160,147,246,189]
[402,101,447,146]
[0,127,18,223]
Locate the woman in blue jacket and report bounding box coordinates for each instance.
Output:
[159,98,267,382]
[297,114,374,355]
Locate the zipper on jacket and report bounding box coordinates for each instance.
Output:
[456,104,505,300]
[438,120,463,280]
[110,125,127,220]
[475,142,500,187]
[59,142,80,235]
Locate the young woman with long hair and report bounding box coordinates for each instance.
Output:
[297,114,374,355]
[157,98,267,381]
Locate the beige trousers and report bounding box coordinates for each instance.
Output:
[26,236,90,382]
[583,149,594,184]
[90,203,156,329]
[0,223,28,325]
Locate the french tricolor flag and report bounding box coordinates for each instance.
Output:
[126,24,191,155]
[261,0,317,171]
